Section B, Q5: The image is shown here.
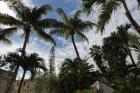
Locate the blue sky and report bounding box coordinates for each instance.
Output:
[30,0,81,19]
[0,0,139,77]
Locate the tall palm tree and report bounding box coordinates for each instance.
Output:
[4,49,47,93]
[50,8,95,59]
[82,0,140,34]
[0,3,59,93]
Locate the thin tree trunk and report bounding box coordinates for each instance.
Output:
[5,30,31,93]
[122,0,140,34]
[129,50,137,68]
[21,31,30,55]
[71,35,82,93]
[71,35,80,59]
[17,70,26,93]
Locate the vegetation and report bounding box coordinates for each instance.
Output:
[50,8,95,59]
[59,58,98,93]
[4,49,47,93]
[90,24,140,93]
[82,0,140,34]
[0,0,139,93]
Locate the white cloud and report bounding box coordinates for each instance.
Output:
[0,1,15,16]
[54,0,140,68]
[22,0,34,7]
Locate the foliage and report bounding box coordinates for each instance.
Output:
[50,8,95,59]
[90,24,140,93]
[4,48,47,79]
[82,0,140,34]
[4,49,47,93]
[59,58,98,93]
[76,89,97,93]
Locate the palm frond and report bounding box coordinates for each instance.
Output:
[128,32,140,51]
[3,0,21,6]
[0,27,18,37]
[77,20,96,32]
[49,28,71,39]
[0,37,11,45]
[82,0,106,13]
[76,31,89,43]
[97,1,120,33]
[36,18,61,29]
[11,4,31,21]
[33,4,52,19]
[0,13,22,26]
[57,8,69,24]
[35,29,56,46]
[73,10,82,18]
[49,29,65,37]
[117,23,131,32]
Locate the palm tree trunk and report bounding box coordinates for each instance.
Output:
[17,30,30,93]
[5,29,31,93]
[22,31,30,54]
[17,70,26,93]
[71,35,82,93]
[122,0,140,34]
[71,35,80,59]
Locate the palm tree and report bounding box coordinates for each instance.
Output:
[103,24,136,67]
[4,49,47,93]
[0,3,59,93]
[82,0,140,34]
[59,58,97,93]
[50,8,95,59]
[102,24,137,68]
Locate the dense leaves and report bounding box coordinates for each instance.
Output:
[59,58,98,93]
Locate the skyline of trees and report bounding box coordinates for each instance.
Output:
[0,0,139,93]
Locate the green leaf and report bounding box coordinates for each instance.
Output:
[0,13,22,26]
[97,0,120,33]
[35,29,56,46]
[76,31,89,43]
[32,4,52,19]
[1,27,18,37]
[57,8,70,24]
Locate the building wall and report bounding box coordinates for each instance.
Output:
[11,80,37,93]
[0,69,13,93]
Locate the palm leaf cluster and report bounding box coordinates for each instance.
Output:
[50,8,95,59]
[0,3,60,46]
[82,0,140,34]
[4,49,47,93]
[90,24,140,92]
[59,58,98,93]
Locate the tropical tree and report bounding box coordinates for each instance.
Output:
[4,49,47,93]
[0,2,59,93]
[59,58,98,93]
[82,0,140,34]
[47,46,57,93]
[90,24,140,93]
[50,8,95,59]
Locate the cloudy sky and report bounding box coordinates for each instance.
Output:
[0,0,139,76]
